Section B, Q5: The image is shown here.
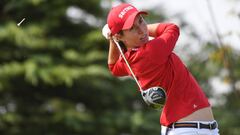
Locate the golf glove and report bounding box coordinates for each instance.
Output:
[102,24,111,39]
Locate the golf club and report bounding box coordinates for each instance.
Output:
[102,24,166,109]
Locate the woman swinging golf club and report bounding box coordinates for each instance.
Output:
[102,3,219,135]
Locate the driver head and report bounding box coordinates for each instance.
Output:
[143,87,166,109]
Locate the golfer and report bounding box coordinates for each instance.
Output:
[104,3,219,135]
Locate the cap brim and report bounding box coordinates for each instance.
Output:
[122,11,148,30]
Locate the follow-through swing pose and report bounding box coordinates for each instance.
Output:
[102,3,219,135]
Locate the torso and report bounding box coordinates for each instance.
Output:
[127,48,212,125]
[177,107,214,122]
[117,43,213,125]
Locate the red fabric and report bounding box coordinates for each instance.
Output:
[107,3,147,35]
[108,23,210,126]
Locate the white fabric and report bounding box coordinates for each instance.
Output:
[102,24,111,39]
[161,121,220,135]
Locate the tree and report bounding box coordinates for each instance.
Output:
[0,0,164,134]
[1,0,239,135]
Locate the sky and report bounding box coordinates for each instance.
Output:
[126,0,240,50]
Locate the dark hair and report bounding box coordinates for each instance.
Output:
[117,31,127,53]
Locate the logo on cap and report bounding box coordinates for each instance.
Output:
[118,6,134,19]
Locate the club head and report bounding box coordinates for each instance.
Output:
[144,86,166,110]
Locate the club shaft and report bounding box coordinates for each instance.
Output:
[113,40,143,92]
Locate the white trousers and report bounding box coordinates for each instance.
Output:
[161,121,219,135]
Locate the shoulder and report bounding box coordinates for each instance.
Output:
[143,38,164,51]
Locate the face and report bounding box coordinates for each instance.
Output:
[116,15,149,48]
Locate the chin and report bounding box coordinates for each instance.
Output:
[141,39,149,45]
[136,43,145,48]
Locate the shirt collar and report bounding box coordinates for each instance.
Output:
[119,47,139,62]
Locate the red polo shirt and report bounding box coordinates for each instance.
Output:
[108,23,210,126]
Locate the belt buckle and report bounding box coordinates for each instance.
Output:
[209,122,216,130]
[209,123,212,130]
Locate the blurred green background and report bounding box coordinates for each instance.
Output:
[0,0,239,135]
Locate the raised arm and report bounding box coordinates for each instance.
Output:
[107,36,129,77]
[108,37,120,65]
[146,23,180,64]
[147,23,179,38]
[147,23,160,37]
